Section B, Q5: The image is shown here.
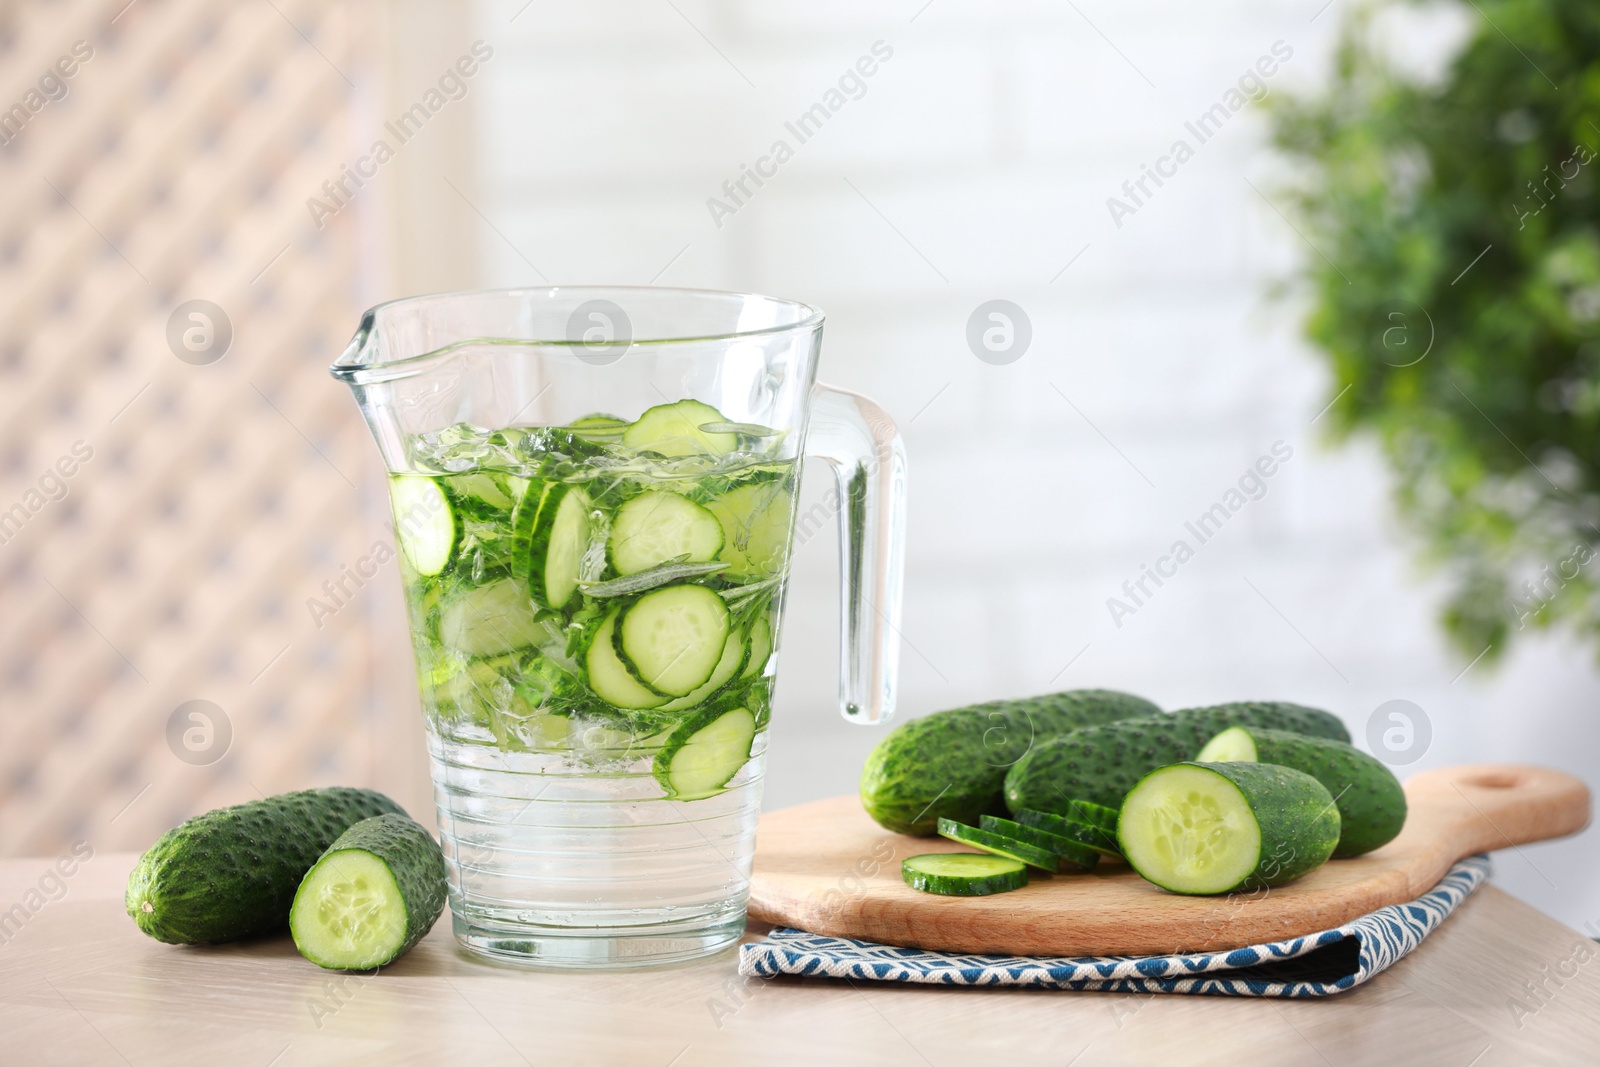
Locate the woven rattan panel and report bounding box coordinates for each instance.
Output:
[0,0,424,857]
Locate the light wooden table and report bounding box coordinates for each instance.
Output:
[3,852,1597,1066]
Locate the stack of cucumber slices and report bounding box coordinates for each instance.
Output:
[893,690,1406,899]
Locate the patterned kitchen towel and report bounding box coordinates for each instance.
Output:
[739,854,1490,998]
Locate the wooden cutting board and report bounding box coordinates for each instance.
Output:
[748,763,1591,957]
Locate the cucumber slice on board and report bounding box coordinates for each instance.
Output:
[936,818,1060,871]
[1067,799,1119,833]
[290,814,447,971]
[438,579,553,658]
[1196,726,1407,858]
[659,627,747,711]
[617,584,730,697]
[1013,808,1121,858]
[979,816,1099,871]
[609,491,724,576]
[654,705,758,800]
[623,399,739,457]
[705,482,794,580]
[126,788,406,945]
[389,475,457,577]
[1118,762,1341,895]
[585,610,669,709]
[741,614,772,678]
[902,854,1028,897]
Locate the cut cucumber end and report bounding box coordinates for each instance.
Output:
[1118,764,1261,895]
[1196,725,1259,763]
[290,849,408,971]
[902,853,1027,896]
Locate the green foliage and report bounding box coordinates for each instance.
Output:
[1270,0,1600,663]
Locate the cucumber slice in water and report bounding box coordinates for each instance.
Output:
[536,484,591,610]
[617,584,730,697]
[902,853,1028,896]
[741,614,772,678]
[659,626,747,711]
[655,705,757,800]
[290,814,447,971]
[1118,762,1341,895]
[623,399,738,457]
[1014,808,1121,858]
[438,579,553,657]
[389,475,456,577]
[585,610,668,709]
[980,815,1099,871]
[705,482,793,580]
[936,818,1059,871]
[609,491,724,576]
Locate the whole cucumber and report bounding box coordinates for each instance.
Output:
[859,689,1163,835]
[126,787,407,944]
[1003,702,1351,816]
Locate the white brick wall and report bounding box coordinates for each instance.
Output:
[469,0,1600,929]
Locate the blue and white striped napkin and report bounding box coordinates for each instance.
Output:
[739,855,1490,997]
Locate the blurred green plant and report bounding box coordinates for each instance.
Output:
[1270,0,1600,664]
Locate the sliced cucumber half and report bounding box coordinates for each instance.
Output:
[617,584,730,697]
[609,491,724,576]
[980,816,1098,871]
[655,705,757,800]
[289,814,446,971]
[902,853,1028,896]
[622,399,738,457]
[936,818,1059,871]
[585,610,668,709]
[1118,762,1341,895]
[389,475,456,577]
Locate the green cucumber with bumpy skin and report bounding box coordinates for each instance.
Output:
[1196,726,1407,857]
[859,689,1164,836]
[937,818,1059,871]
[126,788,407,944]
[290,814,447,970]
[1119,762,1341,895]
[902,853,1028,896]
[1003,702,1351,816]
[980,815,1099,871]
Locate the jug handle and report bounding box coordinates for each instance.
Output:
[804,382,907,724]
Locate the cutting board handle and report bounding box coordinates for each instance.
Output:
[1405,762,1590,858]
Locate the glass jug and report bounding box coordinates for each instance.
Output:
[331,286,905,967]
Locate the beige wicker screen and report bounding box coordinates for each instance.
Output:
[0,0,435,857]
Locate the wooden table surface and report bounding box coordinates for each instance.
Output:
[3,852,1597,1066]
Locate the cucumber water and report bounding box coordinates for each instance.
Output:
[388,402,798,961]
